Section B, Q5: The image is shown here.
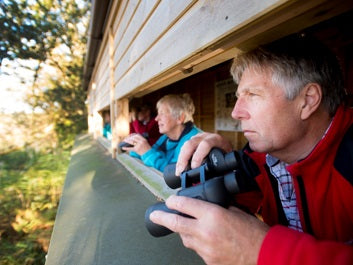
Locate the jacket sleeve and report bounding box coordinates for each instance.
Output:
[140,135,169,172]
[141,127,201,172]
[141,148,169,172]
[258,225,353,265]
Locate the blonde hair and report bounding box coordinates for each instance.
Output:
[157,93,195,123]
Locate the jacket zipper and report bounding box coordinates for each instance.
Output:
[296,176,314,234]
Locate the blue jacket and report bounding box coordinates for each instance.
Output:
[130,122,201,172]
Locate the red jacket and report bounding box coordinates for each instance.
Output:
[130,118,160,146]
[241,106,353,265]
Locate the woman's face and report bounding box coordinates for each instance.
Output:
[155,103,181,137]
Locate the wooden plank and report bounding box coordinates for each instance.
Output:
[113,0,196,83]
[87,0,123,86]
[112,0,140,56]
[109,28,117,157]
[95,78,110,111]
[94,46,109,89]
[99,46,109,71]
[111,0,129,36]
[94,43,111,111]
[113,0,281,99]
[127,0,353,97]
[95,76,109,96]
[96,75,109,97]
[113,0,160,67]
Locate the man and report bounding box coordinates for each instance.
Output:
[149,34,353,264]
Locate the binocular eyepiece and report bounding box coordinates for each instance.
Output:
[145,148,259,237]
[163,148,240,189]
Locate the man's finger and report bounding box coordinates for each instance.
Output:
[149,209,197,235]
[176,138,199,175]
[176,133,213,175]
[166,195,219,219]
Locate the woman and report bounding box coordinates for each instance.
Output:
[122,93,201,172]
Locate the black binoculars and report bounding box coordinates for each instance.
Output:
[118,132,149,152]
[145,147,259,237]
[118,141,133,152]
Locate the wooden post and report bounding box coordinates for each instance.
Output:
[109,27,117,158]
[115,98,130,154]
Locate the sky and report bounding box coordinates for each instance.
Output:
[0,59,36,114]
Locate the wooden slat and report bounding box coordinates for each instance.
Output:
[111,0,129,37]
[112,0,140,56]
[113,0,280,99]
[113,0,196,85]
[94,44,111,111]
[113,0,160,67]
[87,0,124,87]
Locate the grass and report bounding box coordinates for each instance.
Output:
[0,148,71,265]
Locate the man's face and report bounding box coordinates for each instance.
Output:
[232,68,304,156]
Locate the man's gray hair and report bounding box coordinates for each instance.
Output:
[231,34,346,116]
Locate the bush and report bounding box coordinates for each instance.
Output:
[0,148,70,265]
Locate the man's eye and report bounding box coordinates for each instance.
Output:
[245,91,256,97]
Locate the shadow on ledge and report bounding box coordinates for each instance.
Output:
[45,134,204,265]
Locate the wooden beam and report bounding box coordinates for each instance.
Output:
[115,0,353,98]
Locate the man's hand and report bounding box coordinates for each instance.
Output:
[150,195,269,265]
[176,132,233,176]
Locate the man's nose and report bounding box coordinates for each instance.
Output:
[231,98,249,120]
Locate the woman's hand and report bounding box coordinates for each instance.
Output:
[123,133,151,155]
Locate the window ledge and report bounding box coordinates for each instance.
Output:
[97,136,112,152]
[116,154,176,200]
[96,136,176,200]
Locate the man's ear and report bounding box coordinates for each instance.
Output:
[300,83,322,120]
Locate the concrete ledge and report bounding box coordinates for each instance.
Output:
[46,134,203,265]
[97,136,112,153]
[116,153,176,200]
[96,136,176,200]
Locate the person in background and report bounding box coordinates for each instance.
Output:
[122,93,202,172]
[149,34,353,264]
[129,105,138,127]
[130,104,160,146]
[102,110,112,140]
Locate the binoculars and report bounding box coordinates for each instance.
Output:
[118,132,149,152]
[145,147,259,237]
[118,141,133,151]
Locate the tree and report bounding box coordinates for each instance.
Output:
[0,0,61,65]
[0,0,90,147]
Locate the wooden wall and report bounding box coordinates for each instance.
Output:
[131,9,353,150]
[85,0,353,149]
[109,0,281,99]
[91,44,111,111]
